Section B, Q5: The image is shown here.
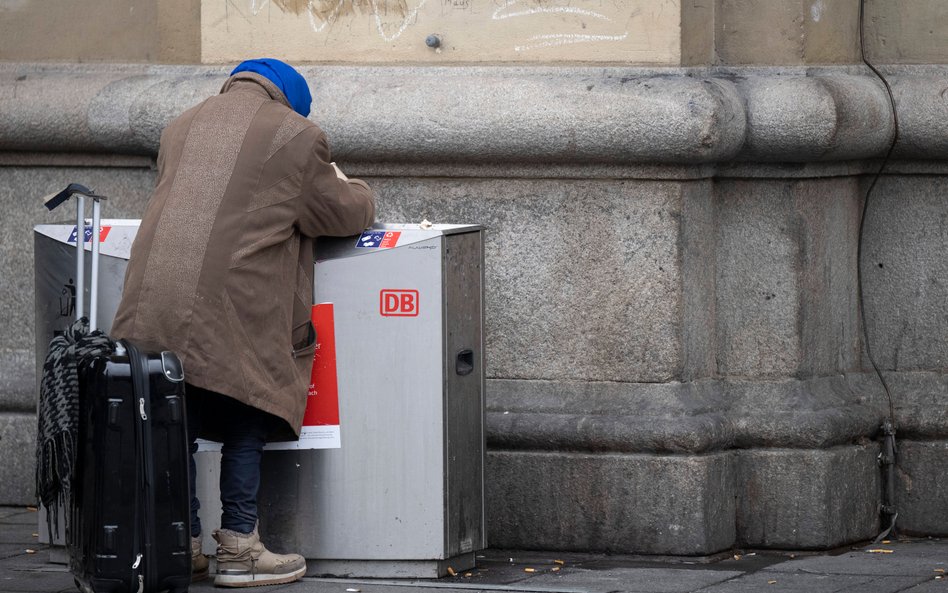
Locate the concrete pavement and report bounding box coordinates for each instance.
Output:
[2,506,945,593]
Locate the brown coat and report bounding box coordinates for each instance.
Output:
[111,72,375,440]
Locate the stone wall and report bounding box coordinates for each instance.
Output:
[0,0,199,63]
[3,0,948,66]
[1,63,946,552]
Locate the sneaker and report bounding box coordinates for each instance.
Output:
[212,527,306,588]
[191,535,210,582]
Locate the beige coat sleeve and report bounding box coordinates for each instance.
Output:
[298,130,376,238]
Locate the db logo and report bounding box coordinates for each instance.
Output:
[380,289,419,317]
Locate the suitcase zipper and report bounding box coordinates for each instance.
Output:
[128,340,146,592]
[132,553,144,592]
[126,341,157,593]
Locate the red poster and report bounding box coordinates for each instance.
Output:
[263,302,341,449]
[304,302,340,427]
[199,302,342,452]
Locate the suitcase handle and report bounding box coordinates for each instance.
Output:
[42,184,109,330]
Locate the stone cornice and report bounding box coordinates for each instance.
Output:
[486,372,946,454]
[2,64,946,164]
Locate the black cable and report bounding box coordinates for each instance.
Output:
[857,0,899,424]
[857,0,900,543]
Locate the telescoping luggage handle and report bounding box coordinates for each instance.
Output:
[42,184,108,330]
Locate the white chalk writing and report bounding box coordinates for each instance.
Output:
[492,1,611,22]
[222,0,642,55]
[491,1,632,53]
[515,32,629,52]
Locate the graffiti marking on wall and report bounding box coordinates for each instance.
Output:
[206,0,672,63]
[256,0,428,39]
[370,0,429,41]
[492,1,611,22]
[515,32,630,52]
[306,0,344,32]
[492,0,635,53]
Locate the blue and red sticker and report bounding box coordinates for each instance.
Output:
[356,230,400,249]
[68,225,111,244]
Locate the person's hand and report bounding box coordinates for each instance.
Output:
[330,162,349,181]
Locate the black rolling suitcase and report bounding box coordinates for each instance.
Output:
[71,341,192,593]
[44,185,192,593]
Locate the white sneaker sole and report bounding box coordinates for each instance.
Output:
[214,566,306,588]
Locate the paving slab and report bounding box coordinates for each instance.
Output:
[0,543,37,559]
[2,507,41,524]
[446,565,545,587]
[868,540,948,561]
[1,525,39,545]
[521,567,744,593]
[3,548,59,571]
[0,506,30,520]
[1,560,75,593]
[900,580,948,592]
[287,585,523,593]
[764,541,948,576]
[695,572,929,593]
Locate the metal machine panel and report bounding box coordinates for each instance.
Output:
[259,225,486,576]
[442,231,486,557]
[33,221,486,577]
[316,236,446,558]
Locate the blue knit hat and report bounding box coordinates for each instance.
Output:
[230,58,312,118]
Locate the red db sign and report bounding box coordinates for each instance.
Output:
[380,289,419,317]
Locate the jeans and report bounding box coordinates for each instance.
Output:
[186,385,269,537]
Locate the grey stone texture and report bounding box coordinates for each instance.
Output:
[884,68,948,159]
[714,180,803,377]
[735,446,881,549]
[895,440,948,536]
[725,376,883,450]
[4,64,947,164]
[486,450,736,555]
[735,75,894,161]
[487,379,733,455]
[876,372,948,440]
[861,175,948,373]
[680,182,717,381]
[0,413,37,505]
[378,177,692,383]
[714,178,861,378]
[0,350,34,412]
[485,376,881,455]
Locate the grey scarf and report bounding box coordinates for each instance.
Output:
[36,318,114,539]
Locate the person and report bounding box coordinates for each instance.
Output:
[111,58,376,588]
